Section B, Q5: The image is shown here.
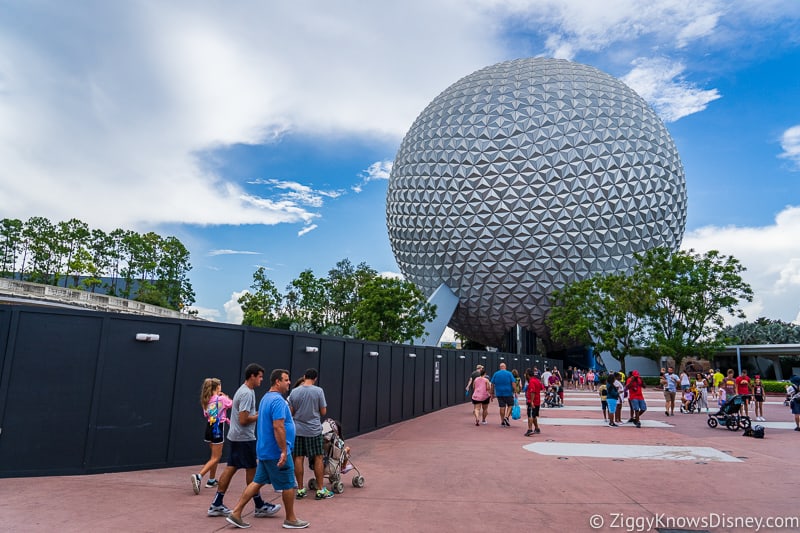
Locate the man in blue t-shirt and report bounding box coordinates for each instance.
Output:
[225,369,309,530]
[491,362,517,427]
[661,367,680,417]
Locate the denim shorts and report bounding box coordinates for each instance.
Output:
[254,458,297,491]
[630,399,647,412]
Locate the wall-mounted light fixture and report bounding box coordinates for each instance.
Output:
[481,356,487,360]
[435,354,443,359]
[408,353,417,358]
[135,333,159,342]
[305,346,319,353]
[459,355,466,359]
[367,351,379,357]
[499,356,505,360]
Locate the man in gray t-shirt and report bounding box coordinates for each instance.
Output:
[287,368,329,499]
[207,363,281,518]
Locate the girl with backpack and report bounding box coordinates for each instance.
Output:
[191,378,232,494]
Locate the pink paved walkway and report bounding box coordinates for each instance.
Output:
[3,389,797,532]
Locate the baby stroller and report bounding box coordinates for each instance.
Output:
[680,387,699,413]
[707,394,751,431]
[543,386,561,408]
[307,419,365,494]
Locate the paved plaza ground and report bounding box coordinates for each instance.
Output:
[3,388,798,532]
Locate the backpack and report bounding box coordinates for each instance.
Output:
[752,425,765,439]
[208,399,221,439]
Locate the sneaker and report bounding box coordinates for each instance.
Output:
[283,519,310,529]
[341,464,354,474]
[296,488,307,499]
[208,504,232,517]
[315,488,334,500]
[481,420,487,425]
[501,419,508,427]
[504,417,510,425]
[226,515,251,529]
[254,502,282,517]
[475,420,479,426]
[627,418,635,423]
[533,428,540,434]
[795,427,800,432]
[191,473,201,495]
[635,421,642,428]
[609,422,617,427]
[205,479,218,488]
[665,411,669,416]
[524,429,534,437]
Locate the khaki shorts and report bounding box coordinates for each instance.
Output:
[663,390,676,402]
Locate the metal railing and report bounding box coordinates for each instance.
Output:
[0,278,199,320]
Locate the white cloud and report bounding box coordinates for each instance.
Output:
[297,224,317,237]
[353,160,393,193]
[223,290,247,324]
[682,205,800,325]
[621,58,721,122]
[0,2,501,230]
[779,125,800,169]
[208,249,261,256]
[497,0,726,59]
[247,179,345,208]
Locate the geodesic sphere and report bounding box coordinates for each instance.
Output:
[386,57,686,347]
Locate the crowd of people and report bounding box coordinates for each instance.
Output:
[193,365,344,530]
[466,362,800,433]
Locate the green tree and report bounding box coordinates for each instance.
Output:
[57,218,90,287]
[352,276,436,343]
[66,247,94,288]
[285,269,328,332]
[106,228,126,295]
[87,228,113,293]
[0,218,23,278]
[23,216,59,285]
[637,247,753,369]
[326,259,377,336]
[719,317,800,345]
[119,230,142,299]
[155,236,195,310]
[548,271,650,375]
[238,267,285,328]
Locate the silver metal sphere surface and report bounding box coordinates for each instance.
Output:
[387,57,686,347]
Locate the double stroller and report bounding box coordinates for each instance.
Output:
[543,386,562,408]
[707,394,751,431]
[307,418,365,494]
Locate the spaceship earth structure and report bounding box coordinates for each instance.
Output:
[386,57,687,347]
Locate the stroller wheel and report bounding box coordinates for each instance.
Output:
[352,475,365,488]
[707,417,718,428]
[308,478,317,490]
[739,417,751,430]
[332,481,345,494]
[725,418,739,431]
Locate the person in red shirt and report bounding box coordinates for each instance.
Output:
[624,370,647,428]
[524,369,544,436]
[735,369,752,417]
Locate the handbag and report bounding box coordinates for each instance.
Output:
[511,397,521,420]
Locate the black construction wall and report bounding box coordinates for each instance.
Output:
[0,304,530,478]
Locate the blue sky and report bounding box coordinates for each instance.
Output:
[1,1,799,327]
